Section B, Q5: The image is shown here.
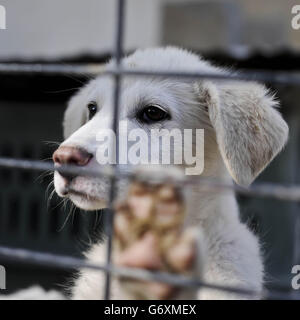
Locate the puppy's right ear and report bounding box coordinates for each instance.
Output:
[63,89,89,139]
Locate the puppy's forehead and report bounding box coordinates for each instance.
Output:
[82,47,220,114]
[90,74,186,106]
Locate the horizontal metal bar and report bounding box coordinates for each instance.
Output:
[105,67,300,85]
[0,157,113,179]
[0,157,300,202]
[0,245,296,300]
[0,62,299,85]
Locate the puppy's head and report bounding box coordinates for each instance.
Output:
[53,47,288,210]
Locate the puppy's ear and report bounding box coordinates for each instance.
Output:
[204,81,288,186]
[63,89,88,139]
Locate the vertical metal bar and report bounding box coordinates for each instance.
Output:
[104,0,126,300]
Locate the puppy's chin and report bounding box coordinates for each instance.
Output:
[69,192,107,211]
[54,172,110,210]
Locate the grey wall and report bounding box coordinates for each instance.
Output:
[0,0,300,60]
[0,0,161,59]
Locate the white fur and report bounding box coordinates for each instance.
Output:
[53,47,289,300]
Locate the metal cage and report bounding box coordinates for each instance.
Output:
[0,0,300,300]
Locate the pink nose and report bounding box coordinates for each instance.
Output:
[53,146,92,181]
[53,146,92,166]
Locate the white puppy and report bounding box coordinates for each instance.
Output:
[53,47,288,299]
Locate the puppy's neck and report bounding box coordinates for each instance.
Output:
[184,169,240,228]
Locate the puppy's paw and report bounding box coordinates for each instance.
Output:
[113,180,203,299]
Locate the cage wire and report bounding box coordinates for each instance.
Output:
[0,0,299,300]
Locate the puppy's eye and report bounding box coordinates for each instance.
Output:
[137,105,170,124]
[87,101,98,120]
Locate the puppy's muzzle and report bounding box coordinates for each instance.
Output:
[52,146,93,181]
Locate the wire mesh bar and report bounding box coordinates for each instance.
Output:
[105,68,300,85]
[0,245,297,300]
[1,157,300,202]
[104,0,126,300]
[1,62,300,86]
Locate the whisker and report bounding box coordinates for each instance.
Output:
[71,204,77,226]
[58,209,72,232]
[45,180,54,198]
[50,198,66,212]
[47,188,56,209]
[40,158,54,162]
[43,141,61,147]
[42,87,82,94]
[94,209,102,231]
[62,73,88,86]
[35,169,53,183]
[62,198,68,211]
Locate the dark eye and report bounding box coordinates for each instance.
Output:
[87,101,98,120]
[137,105,170,124]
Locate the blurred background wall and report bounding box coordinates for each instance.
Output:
[0,0,300,59]
[0,0,300,296]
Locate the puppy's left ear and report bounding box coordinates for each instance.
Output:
[203,81,289,186]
